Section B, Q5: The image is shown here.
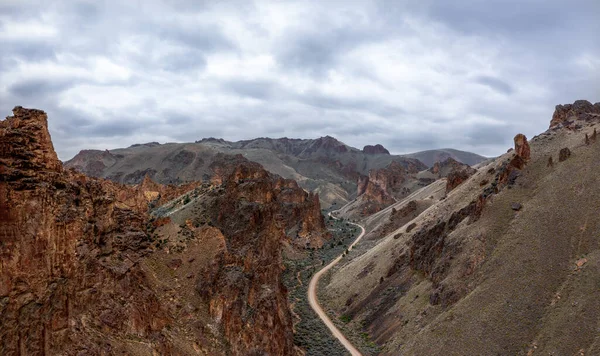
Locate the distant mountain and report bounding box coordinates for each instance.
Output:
[65,137,485,209]
[402,148,487,167]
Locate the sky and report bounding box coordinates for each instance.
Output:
[1,0,599,160]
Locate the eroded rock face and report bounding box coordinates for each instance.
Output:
[446,168,475,193]
[363,144,390,155]
[1,107,319,355]
[428,158,477,193]
[550,100,600,128]
[196,158,330,355]
[514,134,530,161]
[356,161,414,215]
[0,108,174,355]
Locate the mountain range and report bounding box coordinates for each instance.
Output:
[65,136,487,209]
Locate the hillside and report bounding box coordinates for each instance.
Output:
[65,137,485,209]
[319,100,600,355]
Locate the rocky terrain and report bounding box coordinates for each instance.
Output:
[337,157,475,220]
[318,99,600,355]
[65,136,485,209]
[0,107,329,355]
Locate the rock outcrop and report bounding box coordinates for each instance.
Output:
[363,144,390,155]
[209,154,330,248]
[191,157,330,355]
[559,147,571,162]
[446,167,476,193]
[426,157,476,193]
[550,100,600,128]
[513,134,530,161]
[355,161,419,215]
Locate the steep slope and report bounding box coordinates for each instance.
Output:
[320,100,600,355]
[0,106,329,355]
[65,137,482,209]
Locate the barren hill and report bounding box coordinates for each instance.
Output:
[319,99,600,355]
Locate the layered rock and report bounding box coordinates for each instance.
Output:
[550,99,600,128]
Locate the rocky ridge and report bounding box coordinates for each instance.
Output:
[550,99,600,128]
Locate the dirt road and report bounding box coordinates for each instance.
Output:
[308,213,365,356]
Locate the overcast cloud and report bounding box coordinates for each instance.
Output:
[1,0,599,159]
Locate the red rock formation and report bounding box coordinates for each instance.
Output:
[1,107,323,355]
[209,153,330,248]
[0,107,173,354]
[514,134,530,161]
[363,144,390,155]
[550,100,600,128]
[446,168,474,193]
[196,159,330,355]
[355,161,411,215]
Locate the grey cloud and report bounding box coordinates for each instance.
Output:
[1,0,598,160]
[9,79,74,98]
[221,79,277,100]
[276,25,383,76]
[156,25,234,52]
[474,76,514,95]
[298,91,404,118]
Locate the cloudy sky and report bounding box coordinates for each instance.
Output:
[1,0,599,160]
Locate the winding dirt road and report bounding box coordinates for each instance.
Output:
[308,213,365,356]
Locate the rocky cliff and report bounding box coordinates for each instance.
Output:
[352,160,423,216]
[550,100,600,128]
[1,107,329,355]
[362,144,390,155]
[0,107,177,354]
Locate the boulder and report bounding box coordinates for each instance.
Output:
[559,147,571,162]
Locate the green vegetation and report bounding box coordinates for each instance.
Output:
[339,314,352,323]
[282,212,361,355]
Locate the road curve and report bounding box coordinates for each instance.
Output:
[308,213,365,356]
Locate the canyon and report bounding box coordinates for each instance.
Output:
[3,99,600,355]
